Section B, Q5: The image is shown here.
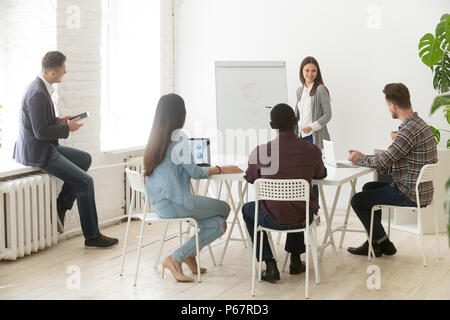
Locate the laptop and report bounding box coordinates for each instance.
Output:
[322,140,359,168]
[189,138,211,167]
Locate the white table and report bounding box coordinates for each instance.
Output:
[313,165,375,266]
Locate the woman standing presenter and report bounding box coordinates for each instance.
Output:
[294,56,332,215]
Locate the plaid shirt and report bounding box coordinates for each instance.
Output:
[357,112,437,206]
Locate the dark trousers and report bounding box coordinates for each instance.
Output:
[42,145,100,239]
[301,134,319,213]
[242,201,308,261]
[351,181,417,242]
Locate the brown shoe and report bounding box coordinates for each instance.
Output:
[85,233,119,248]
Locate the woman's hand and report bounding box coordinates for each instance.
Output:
[301,126,312,135]
[219,166,243,174]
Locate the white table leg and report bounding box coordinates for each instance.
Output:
[318,185,340,267]
[339,179,357,248]
[219,180,248,265]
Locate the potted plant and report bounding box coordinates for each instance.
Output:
[418,13,450,245]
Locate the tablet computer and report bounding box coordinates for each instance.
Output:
[189,138,211,167]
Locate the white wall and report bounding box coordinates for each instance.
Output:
[175,0,450,209]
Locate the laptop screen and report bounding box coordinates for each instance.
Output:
[189,138,211,167]
[322,140,336,166]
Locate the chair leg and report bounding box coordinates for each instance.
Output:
[195,223,201,283]
[310,226,320,284]
[120,207,134,276]
[368,208,376,262]
[305,228,310,299]
[207,245,216,266]
[432,203,442,260]
[251,230,258,296]
[387,208,391,239]
[180,221,184,246]
[134,209,148,286]
[258,229,264,282]
[418,210,427,267]
[282,252,289,273]
[154,222,169,271]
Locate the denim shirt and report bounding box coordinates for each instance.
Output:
[145,134,209,211]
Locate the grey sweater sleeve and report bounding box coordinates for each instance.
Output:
[316,85,332,127]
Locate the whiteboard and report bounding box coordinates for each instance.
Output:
[214,61,288,161]
[215,61,288,132]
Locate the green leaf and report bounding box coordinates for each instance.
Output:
[430,94,450,114]
[433,53,450,93]
[419,33,444,67]
[436,14,450,51]
[430,125,441,144]
[447,138,450,149]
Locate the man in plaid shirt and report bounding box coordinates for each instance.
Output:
[347,83,437,257]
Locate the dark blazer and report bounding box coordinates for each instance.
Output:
[13,77,69,167]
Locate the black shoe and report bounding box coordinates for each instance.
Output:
[85,234,119,248]
[56,199,67,234]
[378,238,397,255]
[289,254,306,275]
[261,259,280,283]
[347,240,382,257]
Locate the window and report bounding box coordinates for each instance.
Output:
[0,0,56,164]
[101,0,161,152]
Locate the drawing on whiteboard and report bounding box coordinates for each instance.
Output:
[242,82,261,102]
[245,106,262,124]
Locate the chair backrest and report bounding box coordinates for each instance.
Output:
[415,163,439,205]
[254,178,309,202]
[416,163,438,185]
[125,168,147,194]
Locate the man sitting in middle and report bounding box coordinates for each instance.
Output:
[242,103,327,283]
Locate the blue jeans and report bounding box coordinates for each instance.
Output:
[351,181,417,242]
[155,195,229,262]
[242,201,311,261]
[41,145,100,239]
[301,134,319,213]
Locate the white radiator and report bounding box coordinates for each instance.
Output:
[0,173,61,261]
[124,157,147,215]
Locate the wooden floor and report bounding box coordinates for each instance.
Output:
[1,212,449,300]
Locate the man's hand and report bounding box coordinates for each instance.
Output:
[57,115,72,125]
[348,149,366,164]
[68,117,83,132]
[301,126,313,135]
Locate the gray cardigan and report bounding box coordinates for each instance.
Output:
[294,84,331,150]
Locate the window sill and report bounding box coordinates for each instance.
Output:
[0,160,41,180]
[101,145,146,155]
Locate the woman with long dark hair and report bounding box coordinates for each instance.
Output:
[144,94,242,282]
[294,56,331,150]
